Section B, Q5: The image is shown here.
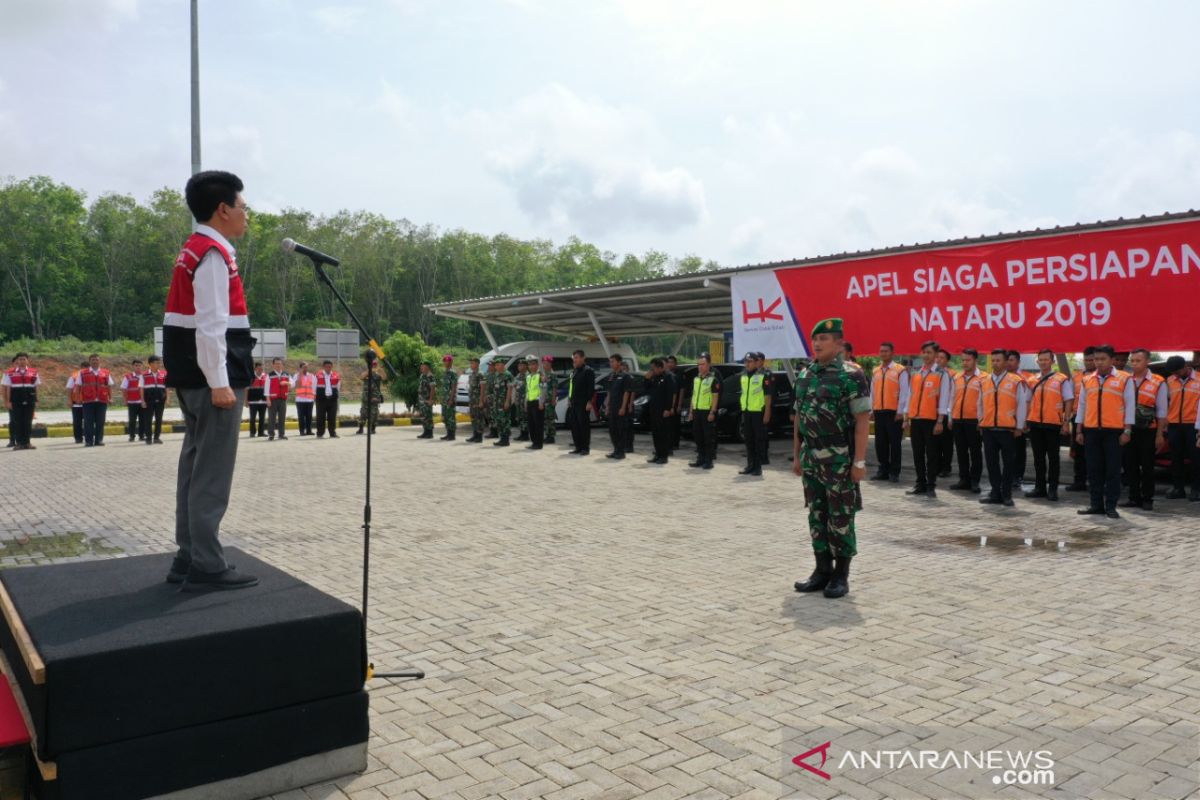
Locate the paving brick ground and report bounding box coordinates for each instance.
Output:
[2,427,1198,799]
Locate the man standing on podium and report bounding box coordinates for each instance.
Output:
[162,170,258,591]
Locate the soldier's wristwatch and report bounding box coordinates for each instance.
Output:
[853,460,867,469]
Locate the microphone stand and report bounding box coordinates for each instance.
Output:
[307,256,424,682]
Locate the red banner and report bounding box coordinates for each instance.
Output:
[769,218,1200,354]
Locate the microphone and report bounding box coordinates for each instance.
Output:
[281,238,341,267]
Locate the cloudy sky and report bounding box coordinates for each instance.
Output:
[3,0,1199,269]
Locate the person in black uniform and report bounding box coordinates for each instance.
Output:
[689,352,720,469]
[666,355,683,452]
[645,357,673,464]
[141,355,169,444]
[605,353,632,459]
[756,352,774,465]
[567,349,594,455]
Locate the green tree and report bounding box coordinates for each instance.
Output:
[381,330,441,408]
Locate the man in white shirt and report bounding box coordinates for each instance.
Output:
[161,170,258,590]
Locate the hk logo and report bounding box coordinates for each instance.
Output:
[792,741,832,780]
[741,297,784,324]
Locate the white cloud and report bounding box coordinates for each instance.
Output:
[1076,130,1200,218]
[0,0,138,37]
[482,84,707,236]
[310,5,365,33]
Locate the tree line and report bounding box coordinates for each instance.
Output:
[0,175,722,354]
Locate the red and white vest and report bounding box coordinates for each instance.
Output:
[141,369,168,391]
[317,370,341,398]
[266,371,291,401]
[5,367,37,399]
[80,369,112,404]
[162,231,253,389]
[123,372,143,403]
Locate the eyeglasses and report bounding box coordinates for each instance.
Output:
[228,202,250,215]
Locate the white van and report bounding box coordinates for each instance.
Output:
[455,341,639,422]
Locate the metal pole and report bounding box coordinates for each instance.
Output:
[190,0,201,175]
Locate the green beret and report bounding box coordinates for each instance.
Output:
[811,318,843,339]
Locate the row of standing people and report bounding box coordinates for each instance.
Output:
[868,342,1200,517]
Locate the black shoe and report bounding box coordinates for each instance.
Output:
[166,556,191,584]
[612,453,625,460]
[440,434,452,440]
[1064,483,1088,492]
[278,435,287,440]
[1047,489,1059,501]
[1105,510,1121,519]
[579,450,589,456]
[926,488,937,499]
[647,456,660,464]
[1141,500,1154,511]
[739,466,756,475]
[1119,499,1141,508]
[1077,507,1105,515]
[740,467,762,476]
[889,475,900,483]
[329,433,338,438]
[688,460,703,468]
[258,433,269,438]
[701,462,714,470]
[823,556,851,598]
[948,481,970,490]
[95,442,105,446]
[1190,491,1200,503]
[180,566,258,592]
[494,438,510,447]
[970,484,982,494]
[870,472,889,481]
[526,444,542,449]
[354,429,363,435]
[654,457,669,464]
[418,431,433,439]
[545,437,555,444]
[1025,488,1047,498]
[906,486,928,495]
[1002,497,1014,507]
[979,496,1003,505]
[938,469,952,478]
[794,553,833,593]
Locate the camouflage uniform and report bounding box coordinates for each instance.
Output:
[793,356,871,558]
[359,371,383,432]
[484,368,498,436]
[512,371,527,437]
[489,369,513,439]
[441,368,458,435]
[468,368,484,435]
[417,372,435,435]
[543,371,559,443]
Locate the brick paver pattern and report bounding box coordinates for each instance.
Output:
[2,430,1198,799]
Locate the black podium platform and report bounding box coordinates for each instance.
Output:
[0,549,369,799]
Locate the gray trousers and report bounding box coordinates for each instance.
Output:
[175,387,245,574]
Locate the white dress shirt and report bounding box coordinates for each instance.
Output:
[193,224,236,389]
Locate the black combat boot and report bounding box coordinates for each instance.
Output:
[823,556,851,598]
[494,436,509,447]
[417,430,433,439]
[445,433,455,441]
[794,553,833,593]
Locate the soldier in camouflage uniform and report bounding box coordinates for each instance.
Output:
[489,359,513,446]
[483,360,498,438]
[791,318,871,599]
[512,359,529,441]
[540,356,559,444]
[467,357,484,442]
[439,354,458,441]
[416,361,436,439]
[356,363,383,435]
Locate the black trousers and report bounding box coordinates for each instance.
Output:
[693,412,716,464]
[248,403,267,436]
[1027,423,1063,490]
[9,401,34,446]
[670,410,682,449]
[873,410,902,477]
[952,419,982,486]
[1084,428,1124,511]
[1124,427,1158,503]
[127,403,145,440]
[268,399,287,438]
[72,405,83,443]
[608,412,625,454]
[1069,421,1087,487]
[909,417,940,488]
[1015,434,1028,480]
[527,401,544,448]
[144,391,166,440]
[297,402,314,435]
[82,402,108,445]
[1167,423,1200,491]
[651,411,671,459]
[981,427,1017,500]
[568,404,590,452]
[316,395,338,436]
[741,410,766,469]
[937,427,955,474]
